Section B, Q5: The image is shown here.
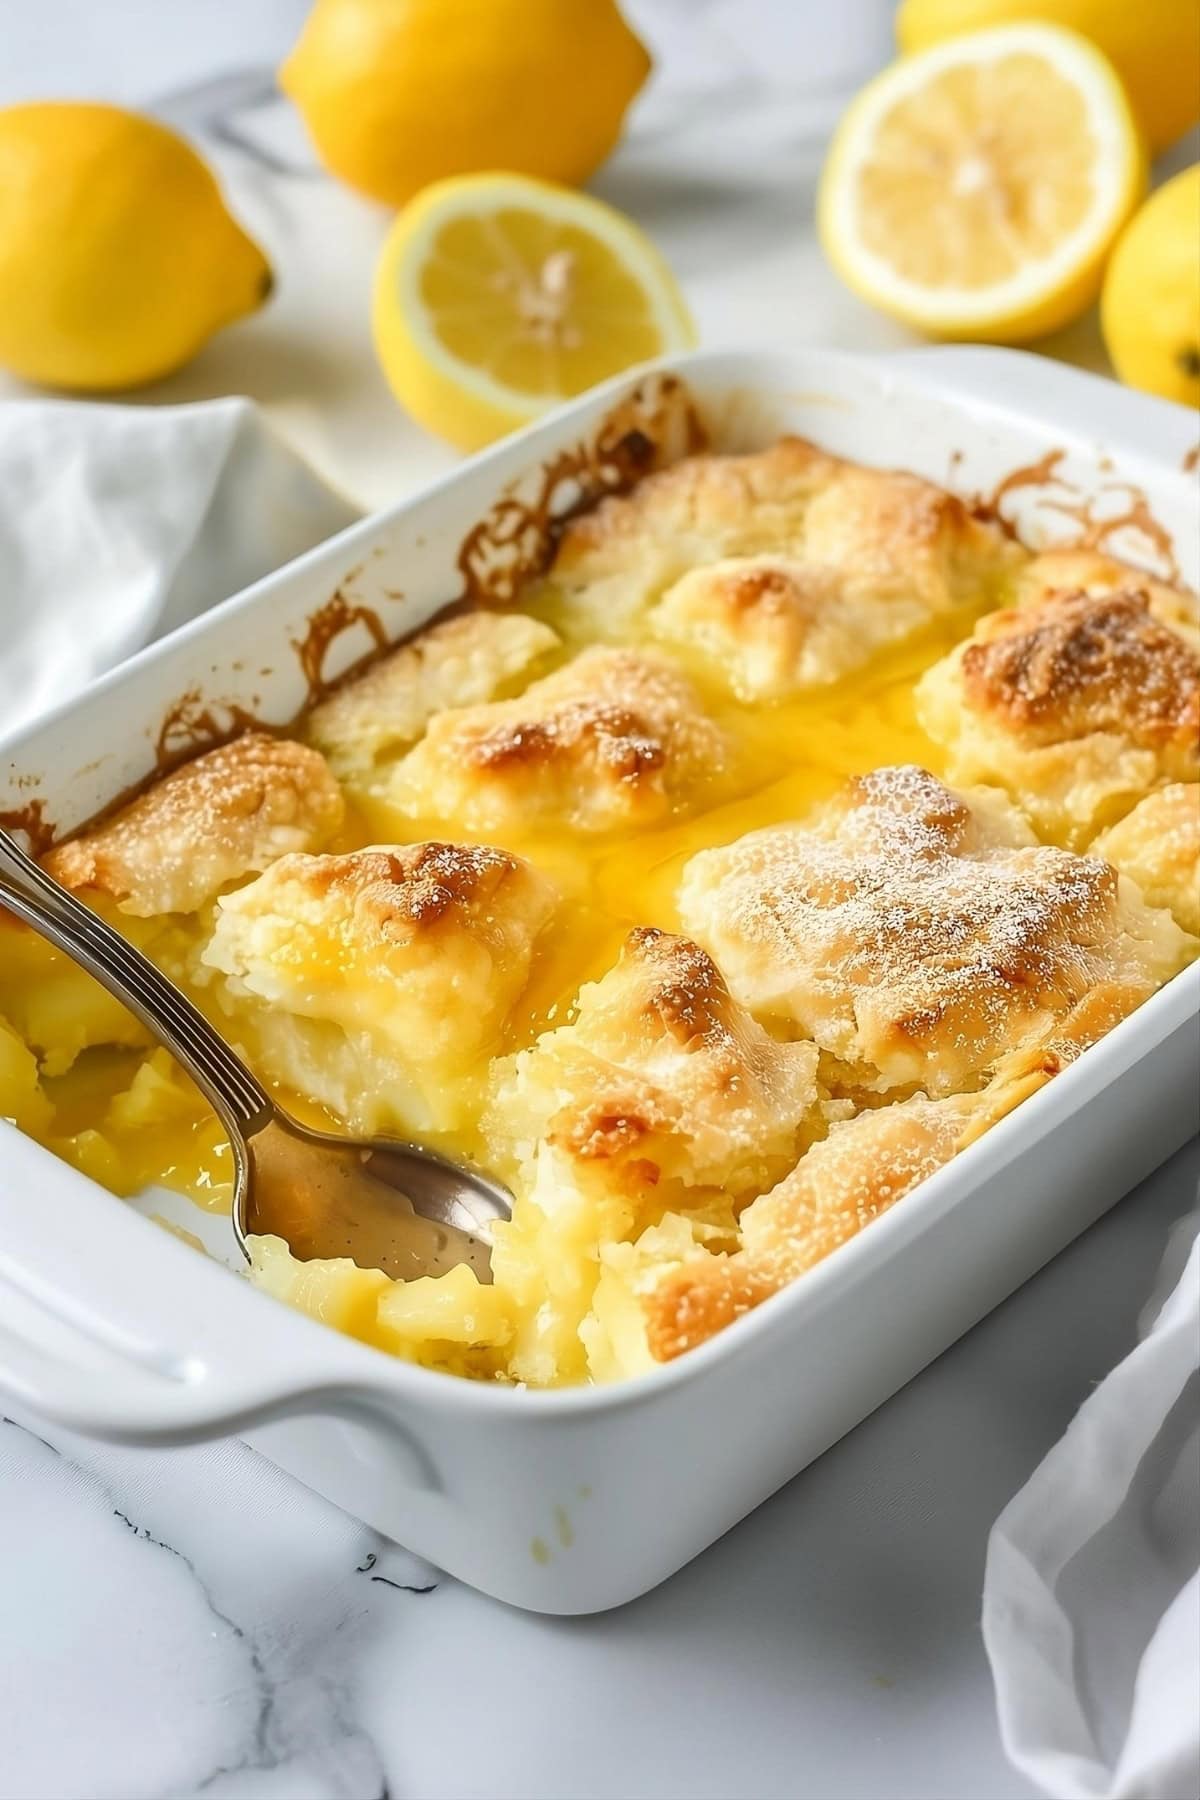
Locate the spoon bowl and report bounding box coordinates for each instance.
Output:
[241,1114,511,1281]
[0,827,513,1281]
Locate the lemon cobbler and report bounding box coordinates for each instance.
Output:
[2,436,1197,1388]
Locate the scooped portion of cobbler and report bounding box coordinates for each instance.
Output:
[203,841,558,1133]
[480,925,824,1385]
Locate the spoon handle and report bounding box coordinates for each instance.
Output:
[0,828,273,1140]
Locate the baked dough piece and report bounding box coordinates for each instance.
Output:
[678,764,1191,1096]
[916,556,1200,845]
[606,964,1147,1369]
[389,647,728,834]
[551,436,834,634]
[798,454,1019,617]
[653,555,939,701]
[1093,784,1200,935]
[42,734,345,917]
[489,926,821,1199]
[641,1090,981,1361]
[484,926,821,1387]
[551,434,1024,693]
[305,610,559,785]
[1017,549,1200,650]
[203,841,557,1131]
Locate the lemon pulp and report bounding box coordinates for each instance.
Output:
[373,173,695,450]
[895,0,1200,156]
[818,22,1145,341]
[861,55,1095,286]
[420,211,668,396]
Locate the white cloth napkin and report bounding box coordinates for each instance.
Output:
[0,396,359,738]
[984,1209,1200,1800]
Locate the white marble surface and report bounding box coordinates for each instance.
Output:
[1,5,1197,1797]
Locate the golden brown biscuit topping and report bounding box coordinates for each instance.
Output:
[554,435,834,577]
[202,840,559,1136]
[469,698,666,782]
[1092,784,1200,935]
[625,925,743,1049]
[305,610,560,783]
[554,436,1025,699]
[487,925,820,1201]
[43,733,344,917]
[798,459,1020,611]
[960,588,1200,751]
[391,646,728,832]
[643,1091,978,1362]
[299,841,539,939]
[678,765,1186,1095]
[1016,548,1200,646]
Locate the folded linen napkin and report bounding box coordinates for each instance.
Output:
[984,1209,1200,1800]
[0,396,359,738]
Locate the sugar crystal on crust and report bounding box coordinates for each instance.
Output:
[917,552,1200,846]
[389,646,728,833]
[306,609,559,784]
[43,733,345,917]
[678,765,1191,1096]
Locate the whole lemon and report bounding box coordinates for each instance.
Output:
[896,0,1200,155]
[0,103,271,392]
[1101,167,1200,407]
[281,0,651,206]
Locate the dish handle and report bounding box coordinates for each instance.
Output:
[0,1130,379,1446]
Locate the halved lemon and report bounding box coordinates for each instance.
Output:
[373,172,696,451]
[818,23,1146,342]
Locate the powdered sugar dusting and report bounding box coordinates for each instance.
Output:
[678,765,1161,1096]
[42,734,345,918]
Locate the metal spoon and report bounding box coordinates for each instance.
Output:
[0,828,512,1282]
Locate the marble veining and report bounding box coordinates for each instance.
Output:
[0,1415,439,1800]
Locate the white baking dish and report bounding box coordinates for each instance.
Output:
[1,347,1197,1615]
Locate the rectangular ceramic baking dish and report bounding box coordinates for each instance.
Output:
[1,346,1197,1615]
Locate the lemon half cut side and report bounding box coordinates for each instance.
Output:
[819,22,1146,343]
[895,0,1200,156]
[372,173,696,451]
